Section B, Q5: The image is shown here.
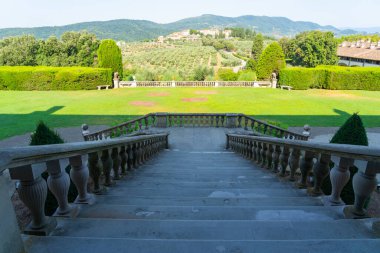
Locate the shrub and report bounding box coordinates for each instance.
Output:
[256,42,286,80]
[279,66,380,90]
[97,39,123,77]
[217,68,239,81]
[0,66,112,90]
[193,66,213,81]
[30,121,78,216]
[238,70,257,81]
[321,114,368,205]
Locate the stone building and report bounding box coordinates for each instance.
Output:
[338,41,380,67]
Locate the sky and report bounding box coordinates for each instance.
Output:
[0,0,378,29]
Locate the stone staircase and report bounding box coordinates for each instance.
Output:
[24,129,380,253]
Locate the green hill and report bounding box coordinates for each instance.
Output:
[0,14,355,41]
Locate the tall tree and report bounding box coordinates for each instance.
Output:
[97,39,123,77]
[251,33,264,61]
[256,42,286,80]
[287,31,338,67]
[0,35,39,66]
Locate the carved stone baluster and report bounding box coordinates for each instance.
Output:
[247,141,253,159]
[260,143,268,168]
[138,120,143,131]
[126,145,134,171]
[88,151,105,194]
[46,160,79,217]
[328,157,354,205]
[278,146,290,177]
[152,115,156,127]
[101,149,114,186]
[139,141,145,164]
[144,117,149,130]
[132,143,139,168]
[271,145,281,173]
[120,146,128,176]
[9,164,57,235]
[244,118,249,130]
[255,142,262,164]
[308,153,331,196]
[264,144,273,170]
[344,161,379,218]
[237,116,242,128]
[216,116,220,128]
[221,116,225,127]
[111,147,121,180]
[69,155,95,204]
[297,151,315,189]
[288,148,301,181]
[251,141,257,161]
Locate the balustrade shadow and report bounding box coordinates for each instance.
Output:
[1,106,379,141]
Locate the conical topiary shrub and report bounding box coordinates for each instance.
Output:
[321,113,368,204]
[30,121,77,215]
[30,121,64,145]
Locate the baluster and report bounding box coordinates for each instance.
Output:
[101,149,114,186]
[244,118,249,130]
[251,141,257,161]
[247,141,253,159]
[263,125,268,135]
[144,117,149,130]
[221,116,225,127]
[152,115,156,127]
[271,145,281,173]
[255,142,262,164]
[328,157,354,205]
[46,160,79,217]
[126,145,134,171]
[265,144,273,170]
[138,142,144,165]
[297,151,315,189]
[278,146,290,177]
[69,155,95,204]
[260,143,268,168]
[216,116,220,127]
[288,148,301,181]
[88,152,105,194]
[111,147,121,180]
[9,164,57,235]
[168,115,172,127]
[138,120,143,131]
[344,161,379,218]
[132,143,139,168]
[120,146,128,176]
[237,116,242,128]
[308,153,331,196]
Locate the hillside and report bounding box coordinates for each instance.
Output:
[0,14,356,41]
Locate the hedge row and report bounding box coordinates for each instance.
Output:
[279,66,380,90]
[0,66,112,90]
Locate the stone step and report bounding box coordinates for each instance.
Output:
[105,187,305,198]
[114,180,295,190]
[77,204,343,221]
[26,237,380,253]
[94,196,324,207]
[49,218,377,240]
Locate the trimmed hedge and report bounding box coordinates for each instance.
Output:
[279,66,380,90]
[0,66,112,90]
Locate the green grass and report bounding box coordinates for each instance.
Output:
[1,88,380,140]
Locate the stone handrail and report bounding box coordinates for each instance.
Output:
[83,113,308,141]
[226,133,380,218]
[0,133,168,237]
[119,81,274,88]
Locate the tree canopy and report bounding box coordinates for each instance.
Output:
[256,42,286,80]
[251,33,264,61]
[282,31,338,67]
[97,39,123,77]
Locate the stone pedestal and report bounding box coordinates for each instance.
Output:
[271,79,277,88]
[171,81,176,87]
[0,174,25,252]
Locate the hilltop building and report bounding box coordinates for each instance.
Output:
[338,41,380,67]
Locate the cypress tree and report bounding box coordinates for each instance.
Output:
[97,39,123,78]
[256,42,286,80]
[251,33,264,61]
[321,113,368,204]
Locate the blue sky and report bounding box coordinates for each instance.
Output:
[0,0,377,28]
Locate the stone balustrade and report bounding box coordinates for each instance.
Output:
[83,113,308,141]
[0,133,168,238]
[226,134,380,218]
[119,81,273,88]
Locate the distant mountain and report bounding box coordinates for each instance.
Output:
[340,27,380,34]
[0,14,357,41]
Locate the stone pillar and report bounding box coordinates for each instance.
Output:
[226,114,238,128]
[0,173,25,252]
[9,164,57,235]
[171,81,176,87]
[155,113,168,128]
[327,157,354,205]
[46,160,79,217]
[69,155,95,205]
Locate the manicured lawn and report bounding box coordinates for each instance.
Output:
[1,88,379,140]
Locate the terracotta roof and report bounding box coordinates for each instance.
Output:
[338,47,380,61]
